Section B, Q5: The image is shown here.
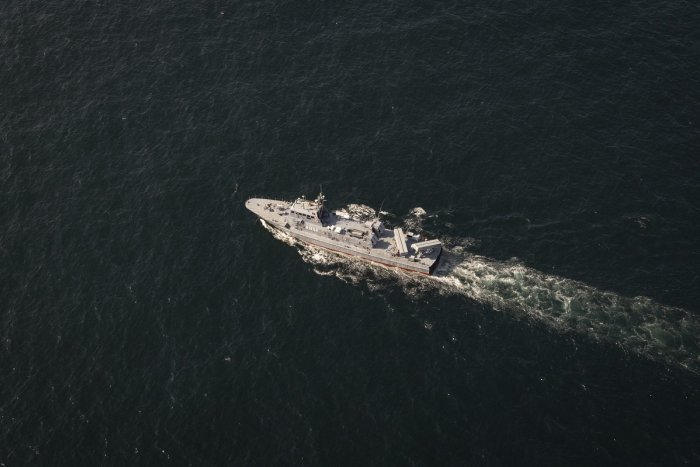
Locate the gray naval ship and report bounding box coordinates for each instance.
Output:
[246,192,442,275]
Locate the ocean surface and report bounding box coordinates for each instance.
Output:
[2,0,700,465]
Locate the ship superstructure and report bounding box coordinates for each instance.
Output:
[245,192,442,275]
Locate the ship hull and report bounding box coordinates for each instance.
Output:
[268,221,436,275]
[246,196,441,276]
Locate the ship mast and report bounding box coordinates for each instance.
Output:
[315,186,325,206]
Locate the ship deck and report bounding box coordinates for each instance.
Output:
[246,197,441,274]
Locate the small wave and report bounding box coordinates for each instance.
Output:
[260,219,297,246]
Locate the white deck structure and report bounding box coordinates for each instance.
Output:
[245,192,442,275]
[393,228,409,256]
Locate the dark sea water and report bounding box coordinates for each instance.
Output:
[2,0,700,465]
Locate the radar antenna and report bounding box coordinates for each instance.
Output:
[316,184,326,205]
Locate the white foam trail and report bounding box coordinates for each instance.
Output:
[409,207,427,217]
[431,252,699,372]
[403,206,427,232]
[260,217,700,373]
[345,204,376,221]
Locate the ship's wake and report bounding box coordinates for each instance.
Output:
[432,251,700,373]
[260,215,700,374]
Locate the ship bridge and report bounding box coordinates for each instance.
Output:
[289,193,327,224]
